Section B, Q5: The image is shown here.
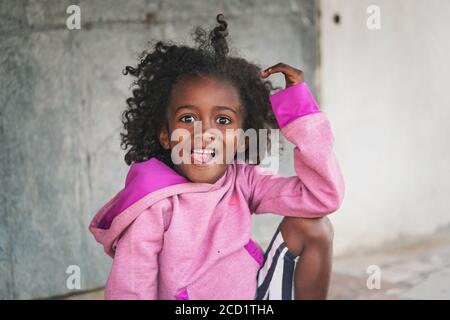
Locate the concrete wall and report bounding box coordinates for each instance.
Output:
[0,0,318,299]
[320,0,450,255]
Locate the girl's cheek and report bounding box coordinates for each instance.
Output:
[234,129,247,150]
[169,128,192,152]
[222,131,241,162]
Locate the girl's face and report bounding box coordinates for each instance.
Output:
[159,75,244,183]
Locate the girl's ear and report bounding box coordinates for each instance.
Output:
[159,125,171,150]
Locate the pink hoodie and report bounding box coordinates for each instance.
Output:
[89,82,345,300]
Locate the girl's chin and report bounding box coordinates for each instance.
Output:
[179,164,227,183]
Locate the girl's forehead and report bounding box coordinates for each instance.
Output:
[175,75,236,94]
[169,76,241,111]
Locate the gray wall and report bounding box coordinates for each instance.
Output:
[0,0,318,299]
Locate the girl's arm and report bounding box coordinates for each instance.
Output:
[104,201,169,300]
[245,79,345,217]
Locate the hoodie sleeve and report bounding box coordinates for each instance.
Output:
[246,82,345,217]
[104,199,171,300]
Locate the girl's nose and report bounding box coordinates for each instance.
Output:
[193,120,217,145]
[194,129,215,145]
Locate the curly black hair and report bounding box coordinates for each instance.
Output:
[120,13,281,168]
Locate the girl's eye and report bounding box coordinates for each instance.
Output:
[216,116,232,125]
[179,115,195,123]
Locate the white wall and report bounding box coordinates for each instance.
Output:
[320,0,450,255]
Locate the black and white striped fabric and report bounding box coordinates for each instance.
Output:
[255,226,300,300]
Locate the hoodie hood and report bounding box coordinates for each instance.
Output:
[89,157,189,256]
[97,158,188,229]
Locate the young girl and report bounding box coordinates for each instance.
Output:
[89,14,344,300]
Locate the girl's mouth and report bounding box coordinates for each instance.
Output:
[191,148,216,166]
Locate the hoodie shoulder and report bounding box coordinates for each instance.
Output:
[89,158,188,256]
[92,196,173,258]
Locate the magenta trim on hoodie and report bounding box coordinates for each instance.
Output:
[89,81,345,300]
[269,82,320,128]
[97,158,188,229]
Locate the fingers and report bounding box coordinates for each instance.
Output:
[260,62,305,87]
[260,62,293,78]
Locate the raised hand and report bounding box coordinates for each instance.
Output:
[260,62,305,89]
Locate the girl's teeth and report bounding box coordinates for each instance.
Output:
[193,149,214,154]
[191,148,216,164]
[192,153,213,164]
